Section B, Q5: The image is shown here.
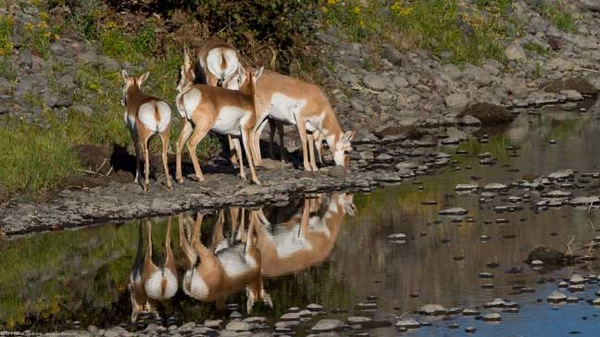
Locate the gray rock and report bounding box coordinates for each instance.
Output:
[547,290,567,303]
[441,64,462,81]
[0,77,10,95]
[393,76,409,88]
[396,318,420,328]
[78,50,99,64]
[347,316,372,325]
[505,40,526,61]
[463,65,493,86]
[382,44,405,66]
[49,41,66,56]
[439,207,468,216]
[57,74,76,91]
[419,304,447,315]
[580,0,600,12]
[14,77,34,97]
[560,89,583,100]
[482,313,502,321]
[18,49,33,68]
[362,73,388,91]
[445,93,469,111]
[101,56,121,72]
[225,320,252,332]
[72,104,94,117]
[311,319,344,332]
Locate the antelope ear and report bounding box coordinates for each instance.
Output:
[254,66,264,81]
[343,130,355,142]
[183,47,192,69]
[121,69,129,81]
[138,71,150,86]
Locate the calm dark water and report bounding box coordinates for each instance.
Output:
[1,101,600,335]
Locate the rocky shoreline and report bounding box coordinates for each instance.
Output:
[1,1,600,237]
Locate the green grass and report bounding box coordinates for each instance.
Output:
[541,1,576,32]
[323,0,520,65]
[0,125,81,197]
[524,41,549,55]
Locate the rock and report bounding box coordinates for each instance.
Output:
[505,40,526,61]
[311,319,344,332]
[580,0,600,12]
[49,41,66,56]
[525,246,568,265]
[225,320,252,332]
[463,65,493,86]
[418,304,447,315]
[445,93,470,111]
[483,183,509,191]
[441,64,462,81]
[459,103,513,126]
[347,316,372,325]
[570,196,600,206]
[459,115,481,126]
[382,44,405,66]
[0,77,10,95]
[72,104,94,117]
[560,89,583,101]
[482,313,502,321]
[307,303,324,311]
[396,318,420,329]
[541,77,598,96]
[362,73,388,91]
[547,290,567,303]
[569,274,585,285]
[438,207,468,216]
[455,183,478,192]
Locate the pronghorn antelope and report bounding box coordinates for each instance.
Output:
[178,209,273,313]
[175,48,263,184]
[129,218,178,322]
[254,193,355,278]
[121,70,173,191]
[197,37,241,88]
[246,68,355,171]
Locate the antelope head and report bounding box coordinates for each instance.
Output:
[121,69,149,106]
[177,47,196,93]
[331,130,355,169]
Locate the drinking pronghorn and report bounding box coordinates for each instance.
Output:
[254,193,355,278]
[175,48,263,184]
[238,67,355,171]
[129,218,178,322]
[179,209,272,313]
[121,70,173,191]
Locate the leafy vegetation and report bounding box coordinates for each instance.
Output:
[0,124,80,197]
[323,0,522,65]
[541,0,577,32]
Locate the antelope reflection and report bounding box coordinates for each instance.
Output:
[255,192,355,278]
[129,217,178,322]
[179,208,273,312]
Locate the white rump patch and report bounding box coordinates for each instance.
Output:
[144,269,178,300]
[138,103,158,132]
[217,248,258,278]
[183,89,202,120]
[155,101,172,132]
[206,48,238,80]
[183,270,209,300]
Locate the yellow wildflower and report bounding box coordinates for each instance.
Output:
[327,0,338,5]
[39,12,49,22]
[353,6,361,14]
[106,21,117,29]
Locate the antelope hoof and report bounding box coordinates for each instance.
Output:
[143,184,149,192]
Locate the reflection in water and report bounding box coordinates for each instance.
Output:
[179,207,272,313]
[127,192,355,322]
[129,218,178,322]
[256,193,355,278]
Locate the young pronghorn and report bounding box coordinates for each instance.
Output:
[245,68,355,171]
[129,218,178,322]
[175,48,263,184]
[178,209,273,313]
[121,70,173,191]
[254,193,355,278]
